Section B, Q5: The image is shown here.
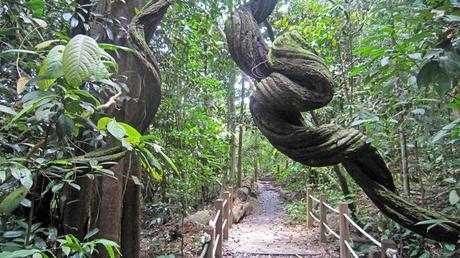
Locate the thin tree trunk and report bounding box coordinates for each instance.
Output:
[414,140,425,206]
[253,135,259,181]
[96,1,172,257]
[228,75,237,183]
[399,128,410,196]
[237,76,245,187]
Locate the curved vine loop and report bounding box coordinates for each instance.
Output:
[224,0,460,243]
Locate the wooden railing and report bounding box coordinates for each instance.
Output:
[307,188,398,258]
[200,186,234,258]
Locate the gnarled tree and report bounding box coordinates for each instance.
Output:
[62,0,173,257]
[224,0,460,243]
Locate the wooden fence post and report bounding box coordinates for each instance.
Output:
[319,193,327,243]
[223,191,230,240]
[307,188,313,229]
[215,199,223,258]
[204,225,214,258]
[227,186,233,228]
[381,239,397,258]
[339,202,350,258]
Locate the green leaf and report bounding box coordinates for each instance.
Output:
[417,61,452,96]
[350,117,379,127]
[35,39,60,49]
[118,122,141,144]
[25,0,45,17]
[4,95,55,129]
[3,231,23,238]
[107,119,126,140]
[136,149,162,180]
[97,117,112,130]
[0,49,39,56]
[0,249,41,258]
[0,187,29,215]
[38,45,65,90]
[71,89,101,106]
[139,148,161,171]
[121,139,133,151]
[156,147,179,175]
[93,239,120,258]
[56,113,75,139]
[449,190,460,205]
[84,228,99,240]
[62,35,100,87]
[432,118,460,143]
[0,105,17,115]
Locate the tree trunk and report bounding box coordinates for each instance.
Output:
[399,128,410,196]
[414,140,425,206]
[236,76,245,187]
[228,75,237,183]
[61,1,172,257]
[253,135,259,181]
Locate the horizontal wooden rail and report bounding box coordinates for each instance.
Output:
[309,211,320,223]
[324,202,339,214]
[306,187,398,258]
[323,221,340,239]
[201,186,233,258]
[310,195,320,203]
[345,240,359,258]
[344,213,381,247]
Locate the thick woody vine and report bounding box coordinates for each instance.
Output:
[224,0,460,243]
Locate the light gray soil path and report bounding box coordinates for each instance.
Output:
[224,180,336,258]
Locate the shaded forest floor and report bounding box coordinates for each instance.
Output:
[223,180,336,258]
[140,179,337,257]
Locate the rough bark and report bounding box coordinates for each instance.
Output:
[399,128,410,196]
[232,176,257,223]
[102,1,172,256]
[61,1,173,257]
[224,0,460,243]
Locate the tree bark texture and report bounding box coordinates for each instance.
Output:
[224,0,460,243]
[399,128,410,196]
[61,1,173,257]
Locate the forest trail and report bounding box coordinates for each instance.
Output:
[224,180,336,258]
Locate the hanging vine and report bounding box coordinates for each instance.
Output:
[224,0,460,243]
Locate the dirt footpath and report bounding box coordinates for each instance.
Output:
[224,180,336,258]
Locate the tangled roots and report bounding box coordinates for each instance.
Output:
[225,0,460,243]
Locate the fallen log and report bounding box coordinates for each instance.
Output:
[232,176,258,223]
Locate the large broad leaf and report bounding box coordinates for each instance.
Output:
[0,249,41,258]
[25,0,44,17]
[62,35,100,87]
[440,50,460,80]
[38,45,65,90]
[97,117,141,144]
[56,113,75,139]
[449,190,460,205]
[0,187,28,215]
[4,95,55,129]
[107,119,126,140]
[417,61,452,96]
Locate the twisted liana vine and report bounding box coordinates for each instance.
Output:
[224,0,460,243]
